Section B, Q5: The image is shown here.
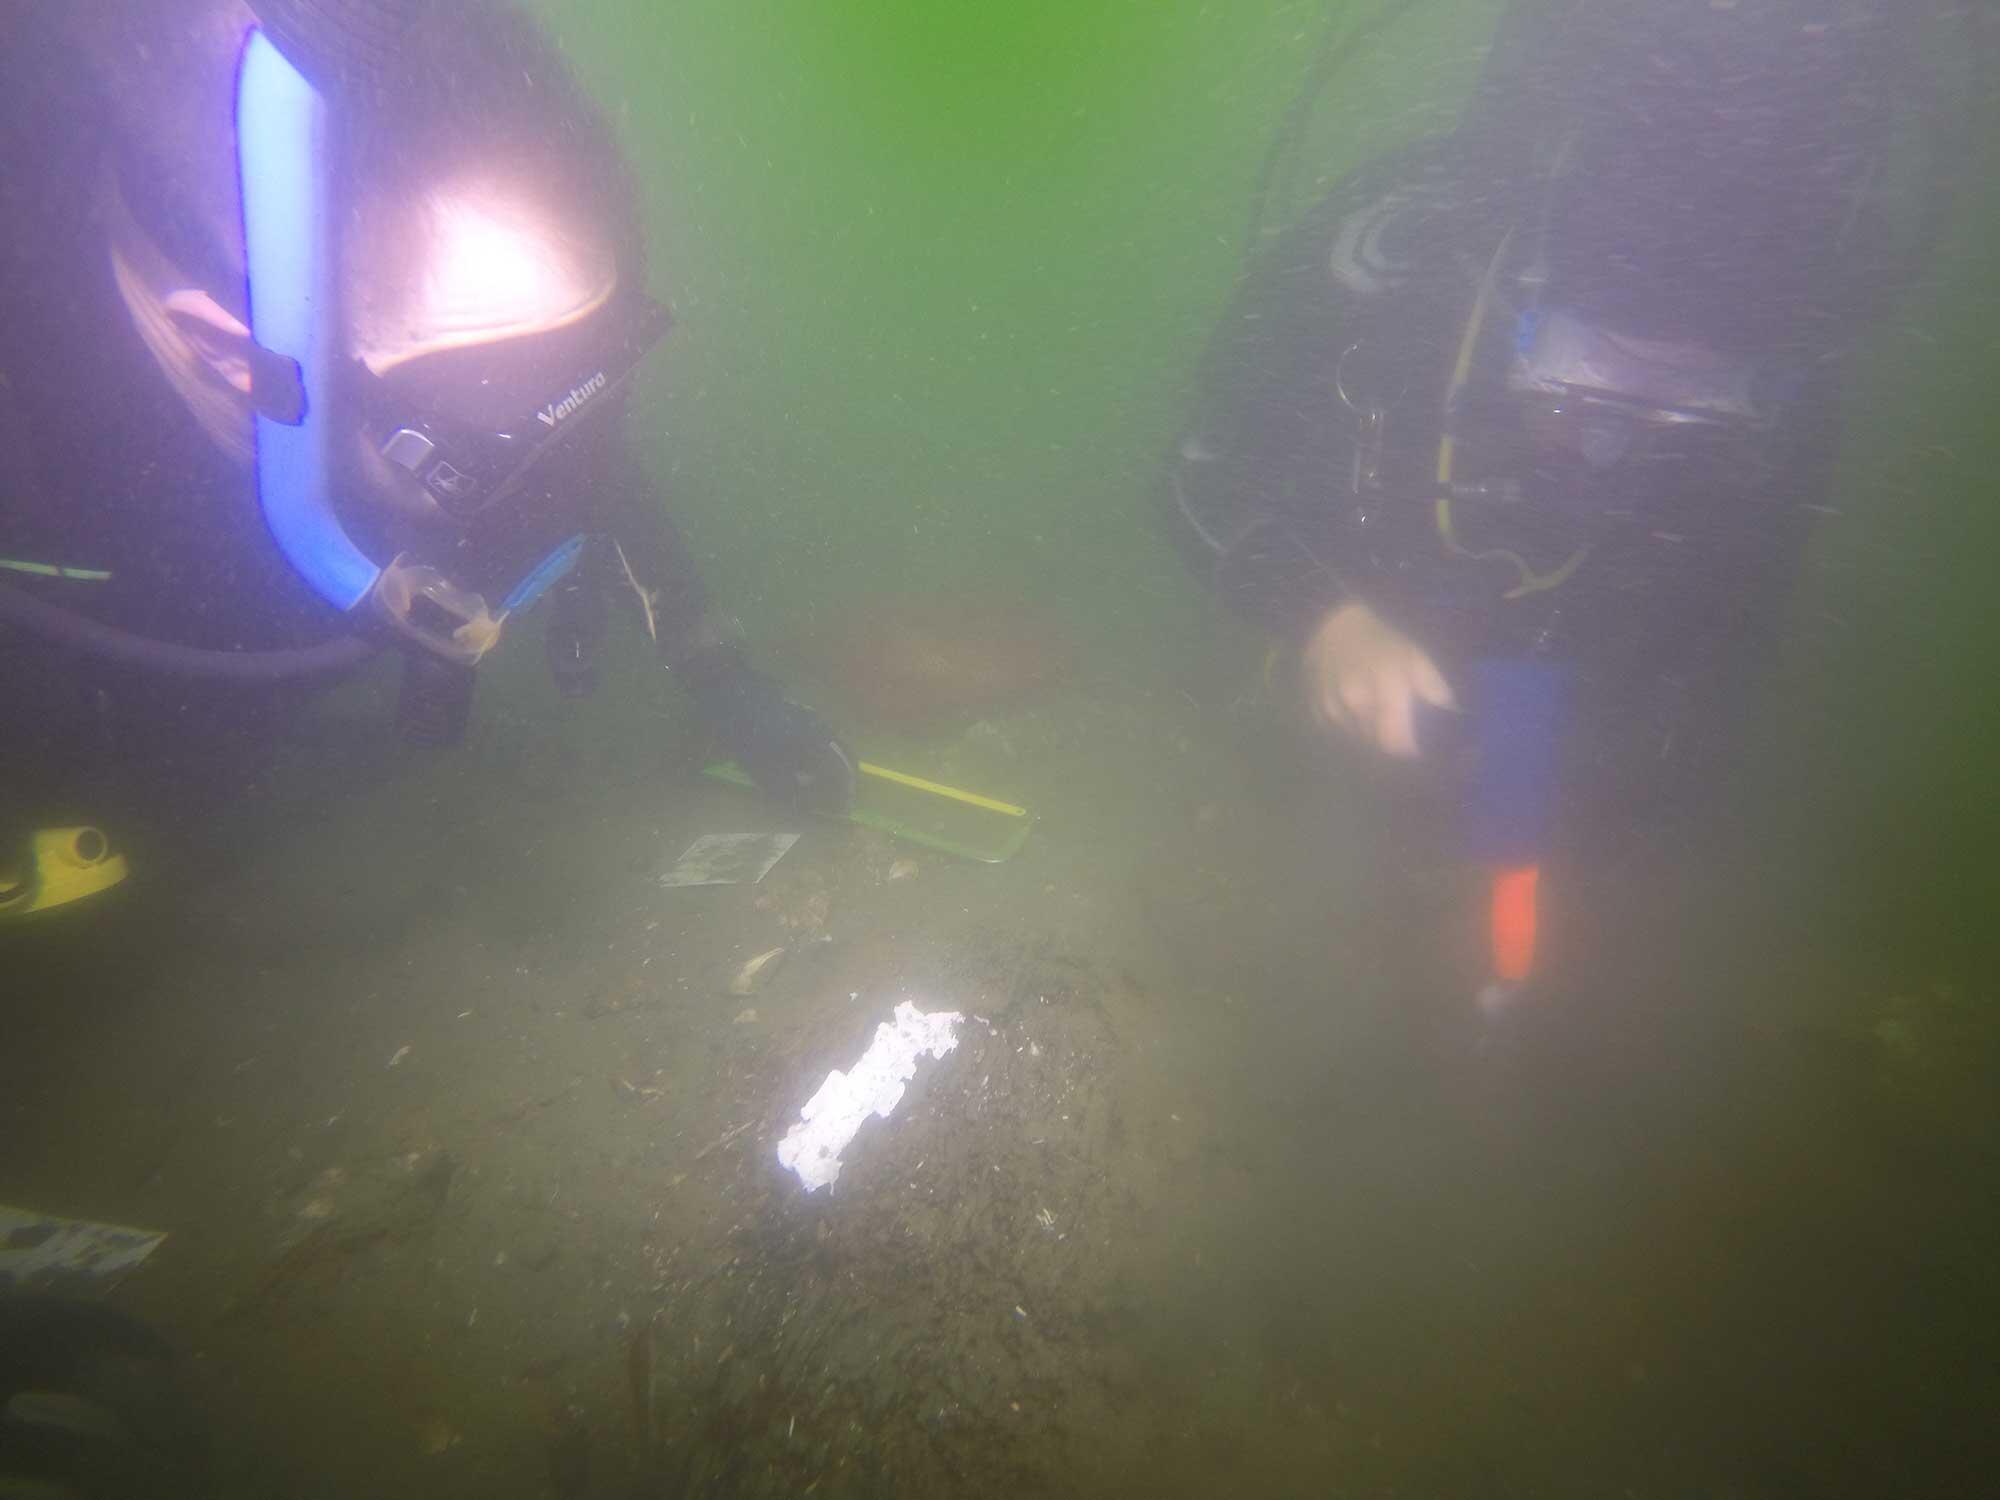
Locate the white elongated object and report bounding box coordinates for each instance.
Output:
[777,1001,962,1191]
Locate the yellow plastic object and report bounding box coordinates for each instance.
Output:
[853,760,1026,817]
[703,759,1034,863]
[0,557,113,581]
[0,827,130,918]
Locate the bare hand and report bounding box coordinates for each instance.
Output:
[1301,601,1456,759]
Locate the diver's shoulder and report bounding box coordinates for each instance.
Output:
[1303,135,1503,301]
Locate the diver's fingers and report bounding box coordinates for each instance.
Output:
[1307,657,1348,729]
[1379,675,1420,759]
[1412,652,1457,713]
[1336,672,1375,734]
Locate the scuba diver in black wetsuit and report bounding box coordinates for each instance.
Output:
[0,0,854,918]
[1167,0,1975,1004]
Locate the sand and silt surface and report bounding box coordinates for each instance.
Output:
[6,621,1993,1498]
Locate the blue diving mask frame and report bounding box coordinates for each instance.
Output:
[235,27,663,666]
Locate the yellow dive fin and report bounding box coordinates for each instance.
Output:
[0,827,130,919]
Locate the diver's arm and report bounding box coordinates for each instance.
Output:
[1168,124,1502,644]
[562,414,713,665]
[1169,146,1477,755]
[1170,311,1455,761]
[572,423,853,809]
[1165,199,1360,643]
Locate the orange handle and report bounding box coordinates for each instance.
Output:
[1490,864,1541,983]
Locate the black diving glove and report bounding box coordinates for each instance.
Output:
[545,564,609,700]
[396,649,475,748]
[681,647,855,812]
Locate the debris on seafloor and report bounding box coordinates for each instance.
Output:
[413,1409,461,1457]
[726,946,786,996]
[224,1150,457,1323]
[693,1119,757,1162]
[661,832,799,888]
[776,1001,963,1191]
[632,936,1134,1494]
[0,1204,166,1290]
[886,858,919,883]
[611,1074,666,1102]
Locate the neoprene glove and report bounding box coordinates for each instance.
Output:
[681,647,855,812]
[545,567,609,700]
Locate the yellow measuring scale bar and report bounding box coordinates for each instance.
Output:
[855,761,1027,818]
[703,757,1034,863]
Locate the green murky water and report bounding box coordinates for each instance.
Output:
[6,3,1996,1495]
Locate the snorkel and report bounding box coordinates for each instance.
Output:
[235,8,586,666]
[235,30,378,615]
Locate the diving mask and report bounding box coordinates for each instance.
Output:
[1510,307,1765,432]
[235,27,663,666]
[365,296,671,524]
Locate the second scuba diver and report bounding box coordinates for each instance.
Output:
[1165,0,1973,1003]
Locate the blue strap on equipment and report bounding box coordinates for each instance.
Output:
[502,535,588,614]
[1462,658,1568,866]
[237,30,382,613]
